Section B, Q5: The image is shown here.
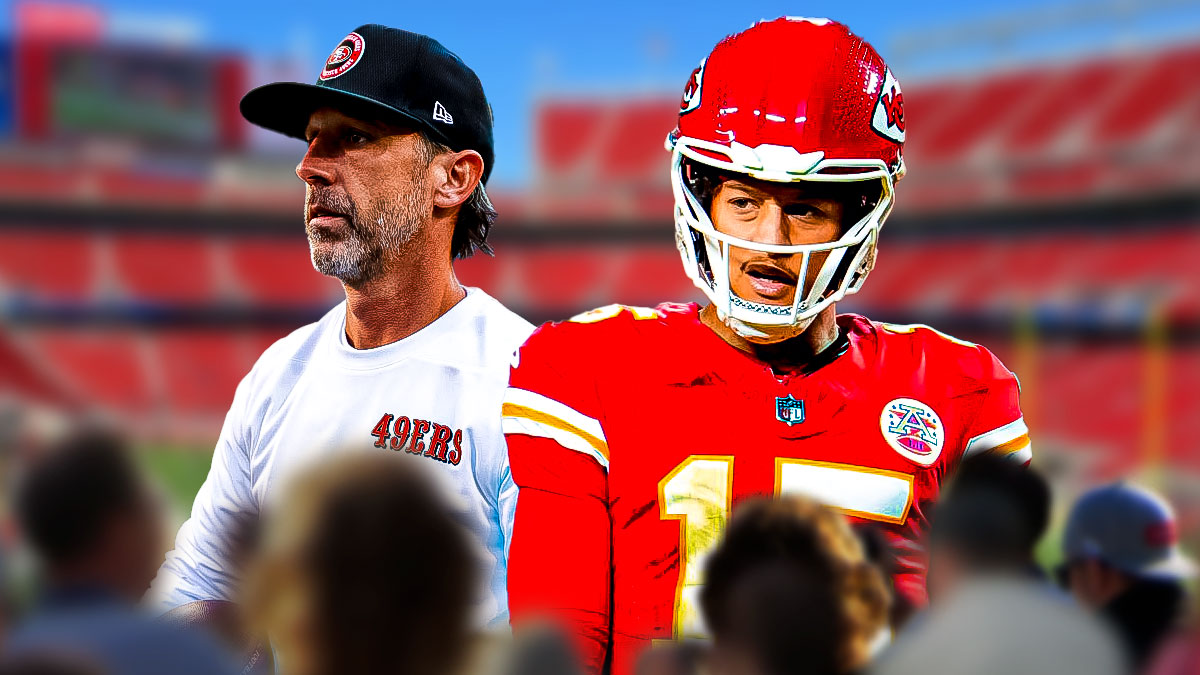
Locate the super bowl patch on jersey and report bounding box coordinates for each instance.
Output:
[880,398,943,466]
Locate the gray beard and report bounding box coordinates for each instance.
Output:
[305,186,425,288]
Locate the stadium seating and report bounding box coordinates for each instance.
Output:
[154,331,254,415]
[0,36,1196,480]
[527,39,1200,217]
[1090,44,1200,146]
[225,238,342,305]
[35,329,152,413]
[0,231,94,299]
[1002,61,1124,153]
[113,235,217,304]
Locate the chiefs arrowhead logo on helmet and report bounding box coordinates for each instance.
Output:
[680,60,705,114]
[871,68,905,143]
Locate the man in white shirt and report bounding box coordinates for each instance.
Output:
[150,24,533,634]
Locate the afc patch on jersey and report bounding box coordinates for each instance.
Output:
[880,397,943,466]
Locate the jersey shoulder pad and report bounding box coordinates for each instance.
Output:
[874,320,1012,384]
[514,302,697,371]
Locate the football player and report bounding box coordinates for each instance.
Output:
[502,18,1032,675]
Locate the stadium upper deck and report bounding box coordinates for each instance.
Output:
[0,36,1195,478]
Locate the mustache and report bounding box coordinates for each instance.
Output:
[741,257,800,284]
[306,188,360,229]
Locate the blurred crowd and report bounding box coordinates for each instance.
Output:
[0,427,1193,675]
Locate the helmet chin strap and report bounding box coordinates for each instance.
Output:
[722,311,817,344]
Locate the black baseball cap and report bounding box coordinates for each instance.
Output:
[240,24,495,184]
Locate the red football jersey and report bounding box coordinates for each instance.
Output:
[503,303,1030,675]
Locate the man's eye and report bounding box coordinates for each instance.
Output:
[346,132,369,145]
[784,204,819,218]
[729,197,755,209]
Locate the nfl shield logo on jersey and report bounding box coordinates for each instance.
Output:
[776,395,805,426]
[880,398,944,466]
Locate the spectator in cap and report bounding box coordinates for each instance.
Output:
[5,430,236,675]
[149,23,533,654]
[1059,481,1195,669]
[925,455,1052,603]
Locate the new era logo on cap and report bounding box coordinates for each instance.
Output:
[433,101,453,124]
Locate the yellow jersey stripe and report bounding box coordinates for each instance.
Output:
[502,402,610,462]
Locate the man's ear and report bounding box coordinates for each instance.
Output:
[432,149,484,209]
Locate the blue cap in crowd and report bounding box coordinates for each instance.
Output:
[1063,481,1195,581]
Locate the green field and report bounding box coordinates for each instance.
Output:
[137,443,214,515]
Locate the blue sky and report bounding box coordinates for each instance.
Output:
[5,0,1200,185]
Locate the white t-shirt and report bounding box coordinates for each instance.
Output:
[149,288,534,627]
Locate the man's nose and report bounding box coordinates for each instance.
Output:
[296,141,336,186]
[752,203,792,246]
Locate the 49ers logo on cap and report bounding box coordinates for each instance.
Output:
[320,32,365,81]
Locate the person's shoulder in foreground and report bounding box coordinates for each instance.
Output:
[9,429,237,675]
[871,576,1128,675]
[7,599,237,675]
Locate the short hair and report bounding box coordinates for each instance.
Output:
[414,133,496,260]
[14,431,143,566]
[930,455,1050,569]
[701,496,890,675]
[266,455,476,675]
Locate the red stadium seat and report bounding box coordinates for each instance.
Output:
[914,69,1048,162]
[155,332,247,414]
[226,238,341,305]
[537,104,605,173]
[0,231,95,299]
[455,250,504,295]
[112,235,217,304]
[1034,344,1145,476]
[1166,350,1200,468]
[1003,61,1124,154]
[609,248,701,306]
[36,330,151,412]
[901,82,966,140]
[596,101,678,182]
[515,249,609,311]
[1091,45,1200,145]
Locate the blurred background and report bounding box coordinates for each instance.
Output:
[0,0,1196,567]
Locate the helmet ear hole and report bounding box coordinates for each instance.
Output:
[689,226,716,288]
[844,237,878,293]
[683,157,726,216]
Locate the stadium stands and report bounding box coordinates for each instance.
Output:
[112,235,218,304]
[34,329,151,413]
[225,238,342,305]
[0,36,1195,483]
[0,232,94,300]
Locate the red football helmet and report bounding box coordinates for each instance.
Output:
[666,17,905,341]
